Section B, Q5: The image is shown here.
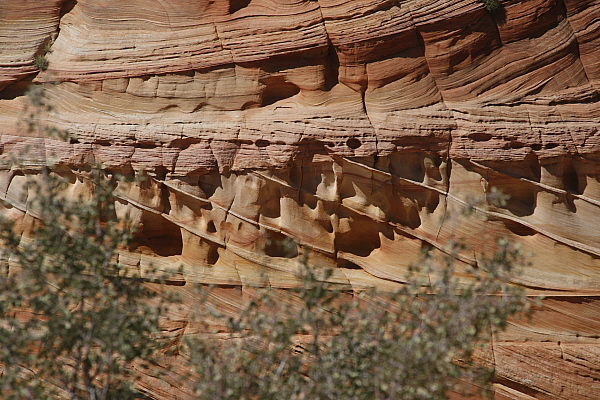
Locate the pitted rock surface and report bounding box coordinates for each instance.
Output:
[1,0,599,397]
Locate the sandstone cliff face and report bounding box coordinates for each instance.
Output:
[1,0,599,397]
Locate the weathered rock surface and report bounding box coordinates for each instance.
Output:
[1,0,599,397]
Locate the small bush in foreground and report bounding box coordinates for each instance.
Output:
[0,87,167,399]
[185,240,531,400]
[0,168,168,399]
[0,85,533,399]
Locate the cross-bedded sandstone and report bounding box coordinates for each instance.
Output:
[1,0,599,397]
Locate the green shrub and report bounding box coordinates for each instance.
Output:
[33,36,54,71]
[185,241,531,400]
[33,54,49,71]
[0,88,170,399]
[0,85,533,399]
[481,0,500,12]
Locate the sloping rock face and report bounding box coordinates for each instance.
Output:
[1,0,599,397]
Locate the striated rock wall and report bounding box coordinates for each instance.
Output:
[1,0,599,397]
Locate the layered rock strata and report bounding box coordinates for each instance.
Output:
[1,0,599,398]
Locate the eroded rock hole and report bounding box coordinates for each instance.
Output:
[425,192,440,213]
[154,166,168,180]
[504,220,537,236]
[407,206,421,229]
[264,231,298,258]
[94,139,111,147]
[324,43,340,90]
[295,161,335,196]
[468,132,493,141]
[320,218,334,234]
[169,138,200,150]
[346,138,361,149]
[206,245,220,265]
[260,76,300,106]
[424,154,443,181]
[562,159,581,194]
[207,220,217,233]
[230,0,251,13]
[526,152,541,182]
[198,173,220,198]
[137,211,183,257]
[289,164,302,188]
[389,152,426,182]
[60,0,77,18]
[135,141,157,149]
[260,194,281,219]
[0,78,33,100]
[337,259,362,270]
[487,177,537,217]
[336,213,381,257]
[256,139,270,148]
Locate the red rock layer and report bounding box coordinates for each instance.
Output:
[1,0,599,398]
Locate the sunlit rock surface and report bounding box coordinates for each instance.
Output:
[1,0,599,397]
